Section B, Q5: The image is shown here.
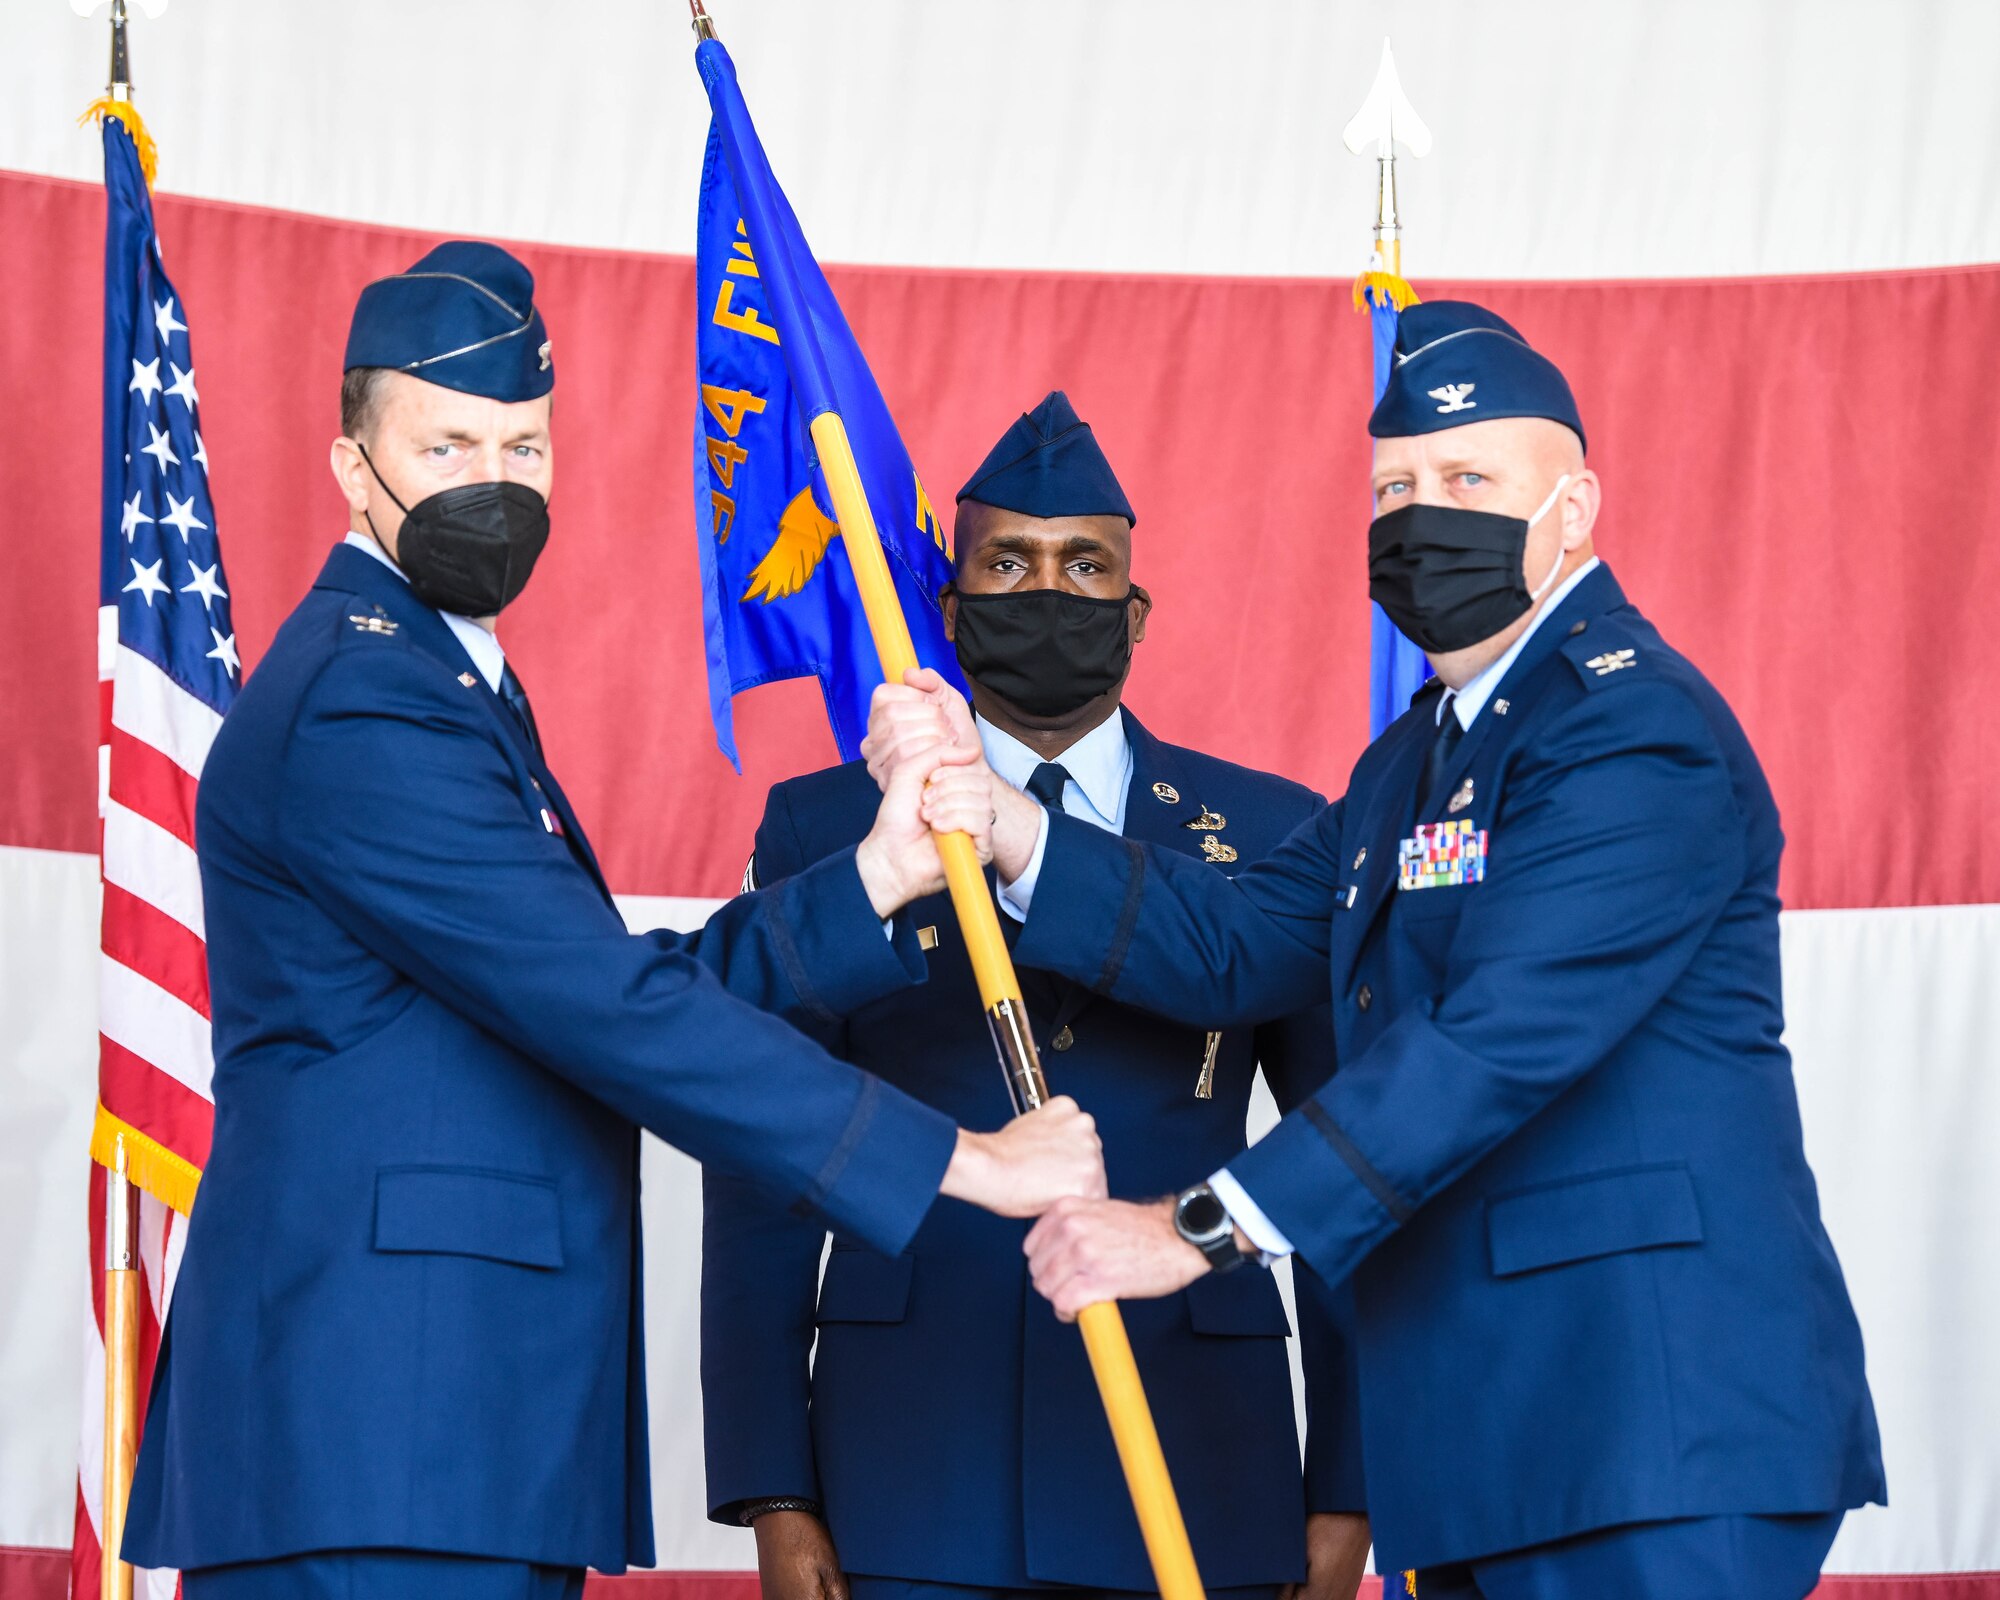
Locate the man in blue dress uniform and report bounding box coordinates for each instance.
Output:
[120,243,1103,1600]
[876,309,1887,1598]
[702,394,1371,1600]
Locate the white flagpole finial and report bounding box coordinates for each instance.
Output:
[1342,37,1432,160]
[69,0,170,18]
[1342,37,1431,281]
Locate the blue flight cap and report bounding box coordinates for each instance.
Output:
[957,391,1136,526]
[343,241,554,402]
[1368,300,1584,452]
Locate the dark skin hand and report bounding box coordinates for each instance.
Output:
[941,500,1151,762]
[1282,1511,1373,1600]
[888,509,1361,1592]
[752,1509,848,1600]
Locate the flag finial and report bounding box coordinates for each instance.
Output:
[690,0,717,41]
[78,0,160,189]
[107,0,132,101]
[1344,36,1427,309]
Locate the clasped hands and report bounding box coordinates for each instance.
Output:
[855,668,1223,1321]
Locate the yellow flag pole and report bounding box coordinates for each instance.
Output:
[808,412,1207,1600]
[102,1135,140,1600]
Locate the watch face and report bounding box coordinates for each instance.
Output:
[1178,1189,1228,1239]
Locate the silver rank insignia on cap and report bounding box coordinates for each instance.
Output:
[1201,834,1238,864]
[1185,809,1226,831]
[1585,649,1636,676]
[348,613,398,636]
[1153,782,1180,803]
[1448,777,1475,814]
[538,340,553,371]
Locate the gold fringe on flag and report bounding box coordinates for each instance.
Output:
[90,1104,200,1215]
[1352,268,1421,314]
[78,96,159,189]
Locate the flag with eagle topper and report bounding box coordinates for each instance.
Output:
[690,37,964,768]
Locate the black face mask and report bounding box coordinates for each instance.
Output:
[951,587,1136,718]
[1367,476,1568,654]
[361,445,551,616]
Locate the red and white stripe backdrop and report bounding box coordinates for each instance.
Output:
[2,3,1995,1595]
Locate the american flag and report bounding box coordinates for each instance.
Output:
[73,110,234,1600]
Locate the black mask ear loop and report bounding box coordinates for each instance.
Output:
[355,442,414,556]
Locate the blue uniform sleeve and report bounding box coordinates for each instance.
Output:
[1251,794,1366,1515]
[700,782,838,1521]
[1231,682,1744,1288]
[1012,798,1343,1026]
[701,1168,828,1521]
[279,644,953,1257]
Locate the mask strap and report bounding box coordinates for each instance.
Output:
[1526,474,1572,601]
[356,444,414,520]
[356,443,415,560]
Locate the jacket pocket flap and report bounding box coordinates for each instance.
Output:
[374,1167,564,1270]
[1487,1163,1703,1278]
[1184,1263,1294,1336]
[816,1249,914,1324]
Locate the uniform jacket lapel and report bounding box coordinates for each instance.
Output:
[1334,718,1425,993]
[312,545,614,903]
[1415,563,1629,827]
[1120,709,1220,860]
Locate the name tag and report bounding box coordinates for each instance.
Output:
[1399,819,1487,891]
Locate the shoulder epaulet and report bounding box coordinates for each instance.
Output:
[1558,616,1651,691]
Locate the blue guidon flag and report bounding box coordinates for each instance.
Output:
[690,35,964,768]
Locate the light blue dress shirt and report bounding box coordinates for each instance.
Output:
[992,712,1133,921]
[1435,556,1601,733]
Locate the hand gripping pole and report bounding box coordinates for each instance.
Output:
[809,412,1207,1600]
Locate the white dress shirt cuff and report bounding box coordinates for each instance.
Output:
[996,806,1052,923]
[1209,1168,1295,1264]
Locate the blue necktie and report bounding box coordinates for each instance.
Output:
[1417,703,1462,813]
[500,664,542,757]
[1026,761,1072,812]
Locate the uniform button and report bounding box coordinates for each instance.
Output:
[1569,619,1588,636]
[1357,985,1373,1011]
[1051,1026,1074,1052]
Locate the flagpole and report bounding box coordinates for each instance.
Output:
[96,10,143,1596]
[103,1138,140,1600]
[691,9,1205,1597]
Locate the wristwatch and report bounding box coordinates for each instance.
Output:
[1172,1182,1247,1274]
